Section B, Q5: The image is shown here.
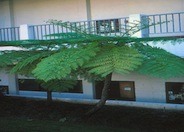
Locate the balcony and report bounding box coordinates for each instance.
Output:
[0,12,184,41]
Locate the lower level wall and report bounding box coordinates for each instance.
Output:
[112,73,166,103]
[0,69,184,104]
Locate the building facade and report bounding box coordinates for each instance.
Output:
[0,0,184,107]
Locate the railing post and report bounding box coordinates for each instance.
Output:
[20,24,34,40]
[129,14,149,38]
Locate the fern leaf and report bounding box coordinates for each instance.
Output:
[135,44,184,78]
[10,51,54,74]
[84,45,143,77]
[32,43,99,81]
[0,51,31,68]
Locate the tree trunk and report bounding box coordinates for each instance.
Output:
[47,90,52,102]
[86,73,112,116]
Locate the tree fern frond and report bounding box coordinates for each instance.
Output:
[10,51,54,74]
[135,44,184,78]
[33,43,99,81]
[0,51,32,68]
[129,37,184,45]
[84,45,143,77]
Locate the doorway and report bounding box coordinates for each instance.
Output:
[95,81,135,101]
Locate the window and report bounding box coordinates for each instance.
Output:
[18,79,83,93]
[165,82,184,104]
[95,81,135,101]
[96,19,119,33]
[0,86,9,94]
[18,79,45,91]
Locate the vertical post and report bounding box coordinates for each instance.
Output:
[86,0,92,34]
[129,14,149,38]
[86,0,92,21]
[82,79,94,99]
[8,74,19,95]
[20,24,34,40]
[9,0,15,27]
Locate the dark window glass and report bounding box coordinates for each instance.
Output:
[18,79,45,91]
[18,79,83,93]
[166,82,184,104]
[96,19,119,33]
[0,86,9,94]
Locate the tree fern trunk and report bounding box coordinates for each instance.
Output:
[86,73,112,116]
[47,90,52,102]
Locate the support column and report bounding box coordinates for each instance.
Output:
[86,0,92,20]
[129,14,149,38]
[9,0,15,27]
[8,74,19,94]
[82,79,95,99]
[20,24,34,40]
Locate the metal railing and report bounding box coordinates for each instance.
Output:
[30,17,129,40]
[0,27,20,41]
[147,12,184,35]
[0,12,183,41]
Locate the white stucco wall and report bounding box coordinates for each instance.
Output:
[0,69,9,85]
[1,0,183,27]
[0,69,18,94]
[112,73,184,103]
[12,0,87,26]
[90,0,184,19]
[0,0,12,28]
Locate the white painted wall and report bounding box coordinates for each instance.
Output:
[90,0,184,20]
[12,0,87,26]
[0,69,18,94]
[1,0,183,27]
[112,73,184,103]
[0,69,9,85]
[0,0,12,28]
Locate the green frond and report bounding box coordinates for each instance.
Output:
[44,32,85,39]
[129,37,184,45]
[33,43,99,81]
[84,45,143,77]
[0,51,31,68]
[135,44,184,78]
[10,51,54,74]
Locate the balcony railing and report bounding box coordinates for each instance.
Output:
[148,12,184,36]
[30,17,129,40]
[0,27,20,41]
[0,12,183,41]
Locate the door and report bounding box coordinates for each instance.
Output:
[119,81,135,101]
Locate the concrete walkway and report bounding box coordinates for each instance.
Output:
[7,94,184,112]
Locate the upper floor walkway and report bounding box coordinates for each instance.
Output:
[0,12,184,41]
